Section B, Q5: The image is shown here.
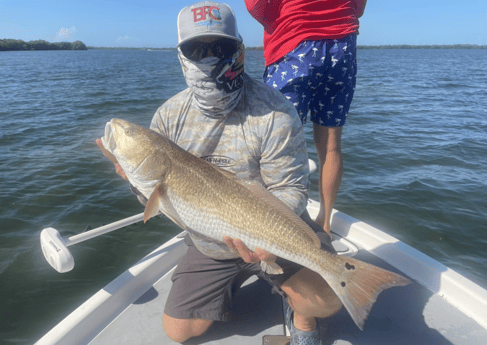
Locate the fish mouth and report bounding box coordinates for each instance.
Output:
[99,119,144,177]
[98,120,120,165]
[101,120,117,155]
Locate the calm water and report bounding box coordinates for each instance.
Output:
[1,49,486,344]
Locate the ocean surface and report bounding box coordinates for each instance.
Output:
[1,48,486,344]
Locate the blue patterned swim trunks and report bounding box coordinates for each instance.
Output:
[263,33,357,127]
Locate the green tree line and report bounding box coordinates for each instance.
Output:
[0,39,88,51]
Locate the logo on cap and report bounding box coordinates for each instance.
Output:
[192,6,222,24]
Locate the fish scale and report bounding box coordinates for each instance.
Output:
[100,118,411,330]
[166,177,293,259]
[167,167,314,258]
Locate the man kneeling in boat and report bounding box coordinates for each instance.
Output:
[104,2,341,344]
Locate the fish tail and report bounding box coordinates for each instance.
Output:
[319,254,411,330]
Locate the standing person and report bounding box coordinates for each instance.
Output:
[245,0,367,236]
[99,2,340,344]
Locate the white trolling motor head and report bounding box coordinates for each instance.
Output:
[40,228,74,273]
[39,212,146,273]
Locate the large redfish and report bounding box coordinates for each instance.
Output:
[99,118,410,330]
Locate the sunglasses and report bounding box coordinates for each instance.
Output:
[180,38,239,61]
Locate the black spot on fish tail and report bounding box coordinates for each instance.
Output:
[322,255,411,330]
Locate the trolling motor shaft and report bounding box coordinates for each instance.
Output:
[40,213,145,273]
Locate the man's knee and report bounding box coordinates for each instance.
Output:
[162,314,213,343]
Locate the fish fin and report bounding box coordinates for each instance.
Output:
[323,255,411,330]
[144,183,188,230]
[260,260,284,275]
[239,179,321,248]
[144,184,163,223]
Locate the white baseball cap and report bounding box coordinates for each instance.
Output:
[177,1,243,47]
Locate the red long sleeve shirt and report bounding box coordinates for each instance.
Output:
[245,0,365,66]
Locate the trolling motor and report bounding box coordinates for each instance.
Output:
[40,213,145,273]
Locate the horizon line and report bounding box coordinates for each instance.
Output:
[86,44,487,50]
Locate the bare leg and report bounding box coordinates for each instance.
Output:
[162,314,213,343]
[281,267,342,331]
[313,124,343,235]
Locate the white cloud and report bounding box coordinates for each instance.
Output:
[116,36,131,42]
[55,26,77,41]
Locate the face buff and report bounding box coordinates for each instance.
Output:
[178,43,245,118]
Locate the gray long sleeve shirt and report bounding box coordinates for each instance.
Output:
[149,73,310,259]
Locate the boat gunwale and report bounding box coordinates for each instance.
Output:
[307,200,487,330]
[35,203,487,344]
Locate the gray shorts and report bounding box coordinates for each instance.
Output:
[164,211,335,322]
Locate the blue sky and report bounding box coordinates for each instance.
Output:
[1,0,486,47]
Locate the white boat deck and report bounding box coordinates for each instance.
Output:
[90,263,285,344]
[87,237,487,345]
[36,200,487,345]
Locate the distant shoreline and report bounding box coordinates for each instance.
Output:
[88,44,487,50]
[2,39,486,51]
[1,39,87,51]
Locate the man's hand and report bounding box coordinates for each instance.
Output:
[222,236,276,263]
[96,139,128,180]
